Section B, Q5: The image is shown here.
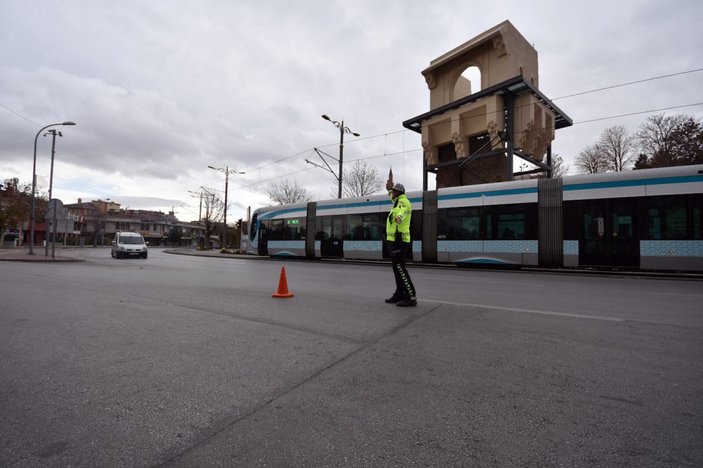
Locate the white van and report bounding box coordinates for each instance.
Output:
[111,231,148,259]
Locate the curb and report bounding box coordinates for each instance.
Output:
[163,249,703,280]
[0,256,83,263]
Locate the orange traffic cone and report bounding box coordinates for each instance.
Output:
[272,266,294,298]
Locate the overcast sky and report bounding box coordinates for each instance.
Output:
[1,0,702,222]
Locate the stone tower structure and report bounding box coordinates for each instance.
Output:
[403,20,572,189]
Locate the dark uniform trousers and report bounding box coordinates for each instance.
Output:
[386,239,416,301]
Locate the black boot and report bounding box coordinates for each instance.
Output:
[396,299,417,307]
[385,296,402,304]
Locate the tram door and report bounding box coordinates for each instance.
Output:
[257,221,268,256]
[318,215,344,258]
[580,200,639,268]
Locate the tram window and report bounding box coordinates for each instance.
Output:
[346,214,362,239]
[316,216,332,241]
[346,213,384,240]
[485,204,535,240]
[250,213,258,239]
[332,216,344,240]
[497,213,524,239]
[438,207,480,240]
[692,196,703,240]
[284,218,305,240]
[647,197,687,240]
[584,213,605,240]
[316,215,344,240]
[268,219,286,240]
[368,213,384,240]
[613,214,633,240]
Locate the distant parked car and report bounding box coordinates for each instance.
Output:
[111,231,148,259]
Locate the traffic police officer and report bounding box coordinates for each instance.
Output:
[384,179,417,307]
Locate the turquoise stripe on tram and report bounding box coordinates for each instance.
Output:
[438,187,537,201]
[564,174,703,192]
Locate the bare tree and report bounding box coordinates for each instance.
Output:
[268,179,311,205]
[550,153,569,178]
[339,160,384,197]
[635,114,685,167]
[575,144,608,174]
[201,188,223,248]
[597,125,635,171]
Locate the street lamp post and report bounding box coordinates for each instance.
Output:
[208,165,245,248]
[29,121,76,255]
[321,114,360,199]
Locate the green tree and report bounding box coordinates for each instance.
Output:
[668,117,703,165]
[0,179,32,244]
[634,113,702,168]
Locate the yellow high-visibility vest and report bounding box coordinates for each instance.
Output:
[386,192,412,243]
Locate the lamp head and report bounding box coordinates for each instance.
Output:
[62,121,76,126]
[321,114,331,121]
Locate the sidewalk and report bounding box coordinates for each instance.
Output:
[0,246,83,262]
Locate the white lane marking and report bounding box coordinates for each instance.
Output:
[419,299,624,322]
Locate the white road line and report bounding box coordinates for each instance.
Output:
[420,299,624,322]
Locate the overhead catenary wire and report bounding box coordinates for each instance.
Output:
[243,67,703,176]
[551,68,703,101]
[235,97,703,191]
[0,102,40,126]
[3,67,701,192]
[573,102,703,124]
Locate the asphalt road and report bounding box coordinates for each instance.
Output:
[1,248,701,467]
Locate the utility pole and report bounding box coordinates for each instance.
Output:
[45,129,62,257]
[320,114,360,199]
[208,165,245,248]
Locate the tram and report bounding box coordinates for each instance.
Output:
[247,164,703,271]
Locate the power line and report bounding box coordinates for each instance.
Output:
[238,99,703,190]
[244,148,316,172]
[552,68,703,101]
[236,68,703,192]
[237,148,424,191]
[244,128,410,173]
[348,148,423,163]
[574,102,703,124]
[0,102,40,126]
[237,166,316,190]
